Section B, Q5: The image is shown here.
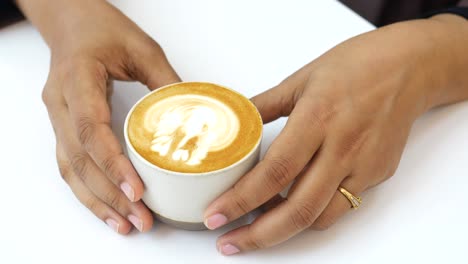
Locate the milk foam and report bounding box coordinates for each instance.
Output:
[143,94,240,166]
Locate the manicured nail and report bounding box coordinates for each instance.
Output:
[105,218,120,233]
[204,213,228,230]
[220,244,240,256]
[120,182,135,202]
[128,214,143,232]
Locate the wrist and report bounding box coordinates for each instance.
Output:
[423,14,468,109]
[384,16,468,118]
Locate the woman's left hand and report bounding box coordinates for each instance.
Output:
[204,14,468,255]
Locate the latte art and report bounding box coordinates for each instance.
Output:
[143,95,240,166]
[127,82,262,173]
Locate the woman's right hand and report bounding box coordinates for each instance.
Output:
[16,0,181,234]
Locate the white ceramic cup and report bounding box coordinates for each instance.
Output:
[123,83,262,230]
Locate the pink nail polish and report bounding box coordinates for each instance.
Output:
[128,214,143,232]
[220,244,240,256]
[204,213,228,230]
[105,218,120,233]
[120,182,135,202]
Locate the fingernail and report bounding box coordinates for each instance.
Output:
[128,214,143,232]
[204,213,228,230]
[120,182,135,202]
[105,218,120,233]
[220,244,240,256]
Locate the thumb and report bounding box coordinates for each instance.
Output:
[128,39,182,90]
[250,65,311,124]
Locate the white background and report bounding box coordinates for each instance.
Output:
[0,0,467,263]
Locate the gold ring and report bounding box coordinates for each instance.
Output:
[338,187,362,209]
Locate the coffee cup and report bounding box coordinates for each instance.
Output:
[124,82,262,230]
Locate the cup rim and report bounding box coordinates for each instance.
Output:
[123,81,263,177]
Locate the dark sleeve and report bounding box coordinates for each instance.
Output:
[424,1,468,19]
[0,0,24,28]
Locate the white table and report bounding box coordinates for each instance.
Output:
[1,1,467,263]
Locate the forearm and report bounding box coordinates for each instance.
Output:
[14,0,106,49]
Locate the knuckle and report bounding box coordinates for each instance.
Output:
[77,116,96,147]
[101,154,119,179]
[57,160,72,183]
[300,97,336,137]
[104,190,124,212]
[125,37,163,73]
[142,36,164,54]
[41,87,52,107]
[245,226,267,250]
[309,96,336,121]
[54,56,108,93]
[41,83,63,112]
[275,72,304,107]
[232,184,252,215]
[308,110,328,139]
[263,156,295,192]
[83,196,99,213]
[288,200,318,230]
[69,152,90,181]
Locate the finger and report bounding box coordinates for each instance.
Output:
[308,114,373,230]
[51,104,154,232]
[215,148,348,254]
[125,37,181,89]
[310,176,366,230]
[204,98,325,229]
[250,61,314,124]
[56,141,132,235]
[62,62,144,202]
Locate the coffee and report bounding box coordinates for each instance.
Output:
[127,82,262,173]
